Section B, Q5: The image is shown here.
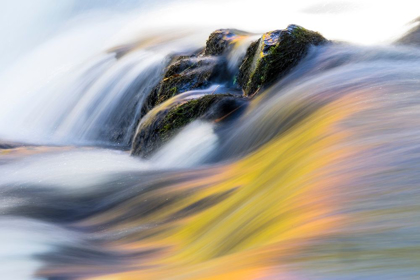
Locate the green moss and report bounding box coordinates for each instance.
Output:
[170,86,178,97]
[132,94,239,157]
[237,39,260,94]
[158,95,221,141]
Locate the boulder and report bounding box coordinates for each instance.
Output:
[204,29,249,56]
[141,29,251,118]
[238,24,327,96]
[131,93,247,158]
[141,55,226,117]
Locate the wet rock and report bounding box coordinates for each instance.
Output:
[205,29,249,56]
[238,24,327,96]
[141,55,226,117]
[131,93,247,158]
[140,29,252,118]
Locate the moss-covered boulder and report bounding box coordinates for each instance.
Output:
[238,24,327,96]
[140,29,253,118]
[141,55,226,117]
[131,93,247,158]
[205,29,249,56]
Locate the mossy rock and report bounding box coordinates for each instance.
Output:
[141,55,225,117]
[205,29,249,56]
[140,29,251,118]
[238,24,327,96]
[131,93,247,158]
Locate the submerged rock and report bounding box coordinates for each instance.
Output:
[238,24,327,96]
[132,93,247,158]
[141,55,226,117]
[205,29,249,56]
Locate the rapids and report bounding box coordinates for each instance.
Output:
[1,1,420,280]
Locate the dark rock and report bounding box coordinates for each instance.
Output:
[131,93,247,158]
[237,39,260,93]
[140,29,252,119]
[238,24,327,96]
[141,55,226,117]
[204,29,249,56]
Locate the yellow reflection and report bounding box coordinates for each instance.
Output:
[80,94,365,280]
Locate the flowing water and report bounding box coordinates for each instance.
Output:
[1,1,420,279]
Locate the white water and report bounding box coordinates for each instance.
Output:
[0,218,80,280]
[0,122,218,191]
[0,33,203,146]
[151,121,218,168]
[0,149,147,191]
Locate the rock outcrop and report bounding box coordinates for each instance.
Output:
[131,25,328,157]
[238,24,327,96]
